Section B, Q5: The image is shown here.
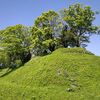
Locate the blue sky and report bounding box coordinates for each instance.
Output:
[0,0,100,55]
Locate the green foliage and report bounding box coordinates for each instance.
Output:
[31,10,61,55]
[31,4,99,56]
[60,3,98,47]
[14,60,22,68]
[0,24,32,68]
[0,48,100,99]
[0,50,8,68]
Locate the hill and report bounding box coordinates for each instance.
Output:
[0,48,100,100]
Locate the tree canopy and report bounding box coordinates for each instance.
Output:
[0,3,99,68]
[60,3,98,47]
[31,10,61,55]
[0,24,32,68]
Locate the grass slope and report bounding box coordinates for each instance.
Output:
[0,48,100,100]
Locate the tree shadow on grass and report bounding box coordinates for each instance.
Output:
[0,55,32,78]
[0,67,21,78]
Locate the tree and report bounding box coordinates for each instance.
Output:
[31,10,61,55]
[60,3,98,47]
[0,24,32,68]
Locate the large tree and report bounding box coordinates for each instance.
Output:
[0,24,32,68]
[31,10,61,55]
[60,3,98,47]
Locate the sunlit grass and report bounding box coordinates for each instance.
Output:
[0,48,100,100]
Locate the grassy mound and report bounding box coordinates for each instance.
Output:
[0,48,100,100]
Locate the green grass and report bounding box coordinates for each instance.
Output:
[0,48,100,100]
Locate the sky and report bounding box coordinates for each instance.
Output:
[0,0,100,55]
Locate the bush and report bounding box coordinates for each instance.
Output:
[15,60,22,68]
